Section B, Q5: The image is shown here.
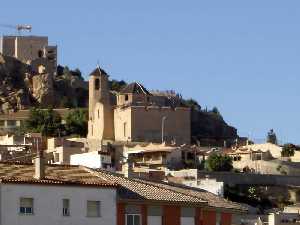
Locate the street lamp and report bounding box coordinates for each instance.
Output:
[161,116,167,144]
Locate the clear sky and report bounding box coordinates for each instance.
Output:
[1,1,300,143]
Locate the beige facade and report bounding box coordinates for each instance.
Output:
[114,106,190,144]
[88,67,191,145]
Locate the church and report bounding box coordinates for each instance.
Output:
[87,67,191,146]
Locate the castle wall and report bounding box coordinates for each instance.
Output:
[114,106,191,145]
[0,36,15,56]
[15,36,48,63]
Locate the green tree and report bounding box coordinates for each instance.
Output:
[205,153,233,172]
[211,106,223,119]
[267,129,278,144]
[110,79,127,92]
[65,109,88,137]
[183,98,201,111]
[63,66,71,75]
[281,143,296,157]
[24,108,62,136]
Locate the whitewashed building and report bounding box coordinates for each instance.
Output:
[70,151,113,170]
[0,157,117,225]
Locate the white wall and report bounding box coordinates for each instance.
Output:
[0,184,117,225]
[70,151,111,169]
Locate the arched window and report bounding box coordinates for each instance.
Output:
[38,50,43,58]
[95,79,100,90]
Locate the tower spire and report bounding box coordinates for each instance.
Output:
[97,61,102,75]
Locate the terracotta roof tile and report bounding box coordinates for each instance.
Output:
[0,163,116,187]
[139,180,247,211]
[94,169,205,205]
[93,169,246,211]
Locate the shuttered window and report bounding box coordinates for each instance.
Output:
[62,199,70,216]
[20,198,33,215]
[87,201,101,217]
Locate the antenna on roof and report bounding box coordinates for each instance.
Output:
[96,60,102,75]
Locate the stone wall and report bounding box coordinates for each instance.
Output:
[130,106,190,145]
[198,171,300,186]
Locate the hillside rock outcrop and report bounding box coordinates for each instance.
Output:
[0,54,88,112]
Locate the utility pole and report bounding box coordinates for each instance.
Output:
[161,116,167,144]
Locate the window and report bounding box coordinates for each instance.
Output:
[7,120,16,127]
[95,79,100,90]
[62,199,70,216]
[98,110,100,118]
[123,122,127,137]
[126,214,141,225]
[0,120,4,127]
[38,50,43,58]
[20,198,33,215]
[125,94,129,101]
[87,201,101,217]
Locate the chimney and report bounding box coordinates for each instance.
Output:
[34,150,45,180]
[123,157,134,178]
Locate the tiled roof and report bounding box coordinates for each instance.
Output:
[139,179,246,211]
[0,163,116,187]
[120,82,151,95]
[94,169,206,205]
[89,67,108,77]
[93,169,246,211]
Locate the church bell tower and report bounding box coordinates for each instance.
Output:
[88,66,114,140]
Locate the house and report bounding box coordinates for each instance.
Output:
[94,168,246,225]
[0,160,117,225]
[167,169,224,197]
[123,143,182,170]
[268,212,300,225]
[70,150,113,170]
[236,143,282,159]
[0,108,76,133]
[46,137,85,164]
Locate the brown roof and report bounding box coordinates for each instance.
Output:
[120,82,151,95]
[93,169,246,212]
[0,162,116,187]
[140,180,246,211]
[89,67,108,77]
[94,169,206,205]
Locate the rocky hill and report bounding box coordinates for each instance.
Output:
[0,54,88,113]
[191,109,238,145]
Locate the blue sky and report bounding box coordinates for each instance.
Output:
[1,1,300,143]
